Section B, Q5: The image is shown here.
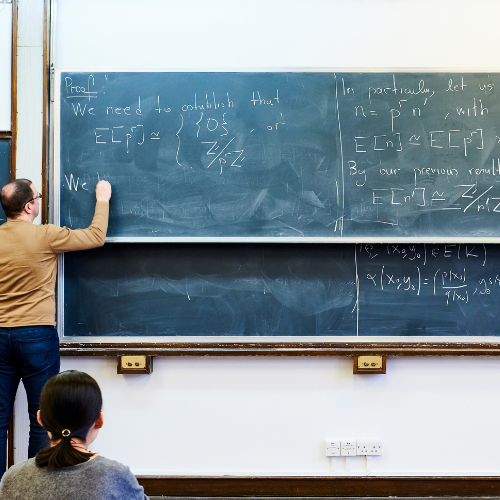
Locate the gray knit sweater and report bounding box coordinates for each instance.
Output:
[0,455,149,499]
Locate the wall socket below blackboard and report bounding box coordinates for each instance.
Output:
[353,356,386,374]
[117,355,153,375]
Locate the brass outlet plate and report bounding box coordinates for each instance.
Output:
[121,356,146,369]
[353,355,386,374]
[117,355,153,374]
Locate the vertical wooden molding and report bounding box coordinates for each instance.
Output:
[6,0,18,471]
[42,0,50,223]
[7,417,14,469]
[10,0,17,180]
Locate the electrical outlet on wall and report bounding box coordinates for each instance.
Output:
[357,439,382,456]
[325,439,341,457]
[340,439,356,456]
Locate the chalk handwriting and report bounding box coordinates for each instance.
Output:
[61,72,500,238]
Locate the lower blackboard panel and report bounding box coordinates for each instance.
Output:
[63,243,500,338]
[63,244,357,337]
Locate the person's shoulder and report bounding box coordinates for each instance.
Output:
[42,223,63,232]
[3,457,36,473]
[5,221,58,237]
[1,458,37,481]
[95,455,129,468]
[89,456,146,496]
[42,223,71,241]
[90,455,137,478]
[0,220,38,231]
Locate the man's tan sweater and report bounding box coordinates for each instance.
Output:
[0,201,109,327]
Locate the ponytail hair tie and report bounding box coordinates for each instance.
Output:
[61,429,71,438]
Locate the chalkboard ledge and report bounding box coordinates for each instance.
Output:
[59,342,500,357]
[106,237,500,243]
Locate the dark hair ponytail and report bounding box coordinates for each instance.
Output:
[35,370,103,469]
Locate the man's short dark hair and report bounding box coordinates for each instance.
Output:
[0,179,34,218]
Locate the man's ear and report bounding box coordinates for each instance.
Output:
[37,410,43,427]
[94,411,104,429]
[23,200,34,217]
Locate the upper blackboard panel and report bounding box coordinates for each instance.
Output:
[58,71,500,240]
[58,72,340,239]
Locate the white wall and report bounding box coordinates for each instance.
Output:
[54,0,500,70]
[16,0,43,213]
[61,355,500,476]
[12,0,500,476]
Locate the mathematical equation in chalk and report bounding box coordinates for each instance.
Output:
[63,75,287,175]
[348,183,500,215]
[335,73,500,229]
[59,72,500,238]
[357,244,500,307]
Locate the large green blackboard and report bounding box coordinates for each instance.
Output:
[57,72,500,340]
[59,71,500,240]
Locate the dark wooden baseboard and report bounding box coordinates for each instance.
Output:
[136,476,500,497]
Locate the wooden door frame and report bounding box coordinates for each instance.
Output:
[1,0,18,470]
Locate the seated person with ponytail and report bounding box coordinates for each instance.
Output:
[0,370,149,499]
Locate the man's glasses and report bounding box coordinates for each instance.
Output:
[24,194,42,208]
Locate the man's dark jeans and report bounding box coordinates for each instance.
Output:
[0,326,60,479]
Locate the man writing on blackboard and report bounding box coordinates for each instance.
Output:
[0,179,111,479]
